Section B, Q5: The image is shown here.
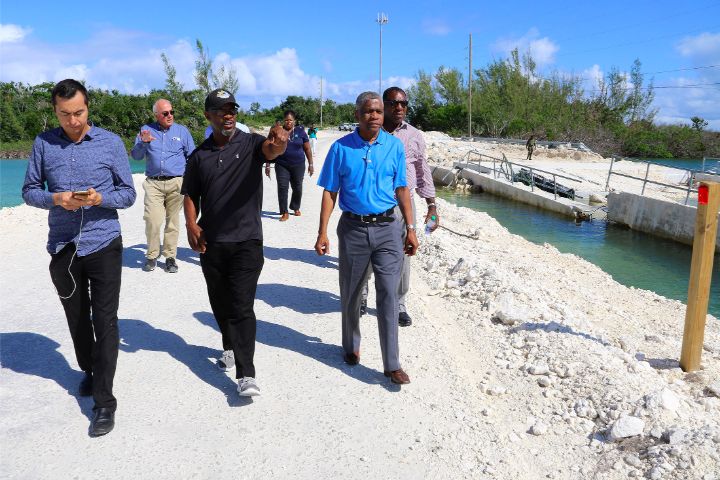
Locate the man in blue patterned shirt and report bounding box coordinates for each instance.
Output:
[131,98,195,273]
[22,79,136,437]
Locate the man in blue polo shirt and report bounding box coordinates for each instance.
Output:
[131,98,195,273]
[314,91,419,385]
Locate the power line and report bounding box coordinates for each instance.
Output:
[556,24,720,59]
[646,64,720,75]
[584,82,720,93]
[525,64,720,85]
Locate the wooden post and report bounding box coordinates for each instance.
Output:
[680,181,720,372]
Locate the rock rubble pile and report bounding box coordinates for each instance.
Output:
[412,198,720,479]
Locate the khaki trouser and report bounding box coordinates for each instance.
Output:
[142,177,184,259]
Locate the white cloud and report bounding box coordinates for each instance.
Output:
[0,24,31,43]
[422,19,451,36]
[0,25,444,109]
[582,65,603,86]
[491,28,559,67]
[676,32,720,59]
[653,32,720,131]
[653,77,720,130]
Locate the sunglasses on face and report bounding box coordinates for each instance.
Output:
[161,110,174,117]
[384,100,408,108]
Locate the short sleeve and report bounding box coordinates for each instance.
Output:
[316,142,341,192]
[181,155,199,198]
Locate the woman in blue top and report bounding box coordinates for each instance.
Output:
[265,110,314,221]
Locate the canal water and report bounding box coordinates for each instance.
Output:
[436,188,719,319]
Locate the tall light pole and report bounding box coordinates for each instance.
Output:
[468,33,473,137]
[376,12,388,94]
[319,76,324,128]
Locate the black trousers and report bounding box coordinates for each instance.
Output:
[275,163,305,214]
[200,240,264,378]
[49,236,122,411]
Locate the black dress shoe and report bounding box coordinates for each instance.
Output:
[78,372,93,397]
[89,408,115,437]
[398,312,412,327]
[343,352,360,365]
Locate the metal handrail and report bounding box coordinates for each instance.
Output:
[604,155,712,205]
[452,151,581,200]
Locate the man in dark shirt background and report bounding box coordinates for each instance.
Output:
[22,78,136,437]
[182,89,288,398]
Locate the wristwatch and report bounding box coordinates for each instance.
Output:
[406,224,416,230]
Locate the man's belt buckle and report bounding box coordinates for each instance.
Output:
[359,215,378,223]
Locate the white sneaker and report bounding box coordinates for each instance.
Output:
[238,377,260,397]
[218,350,235,371]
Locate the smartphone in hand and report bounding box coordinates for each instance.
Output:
[72,190,90,199]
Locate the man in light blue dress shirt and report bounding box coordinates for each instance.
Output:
[314,91,419,385]
[131,99,195,273]
[22,79,136,436]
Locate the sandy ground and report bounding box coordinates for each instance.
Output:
[1,130,719,479]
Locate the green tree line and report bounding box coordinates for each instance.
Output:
[0,38,357,153]
[407,50,719,158]
[0,82,355,152]
[2,44,717,159]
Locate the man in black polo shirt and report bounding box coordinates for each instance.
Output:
[182,89,288,397]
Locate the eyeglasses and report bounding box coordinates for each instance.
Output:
[384,100,408,108]
[161,110,174,117]
[212,108,238,116]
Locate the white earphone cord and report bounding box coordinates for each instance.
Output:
[56,207,83,300]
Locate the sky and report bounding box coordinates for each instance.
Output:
[1,0,719,129]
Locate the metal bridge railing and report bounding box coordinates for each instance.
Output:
[449,150,582,200]
[604,156,720,206]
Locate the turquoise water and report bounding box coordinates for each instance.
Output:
[1,159,145,207]
[437,189,719,318]
[649,158,719,172]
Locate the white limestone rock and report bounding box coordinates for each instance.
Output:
[645,388,681,412]
[530,421,549,436]
[492,292,527,326]
[574,399,598,419]
[608,415,645,441]
[665,428,688,445]
[589,193,607,205]
[528,364,550,376]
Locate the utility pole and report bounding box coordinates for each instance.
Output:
[377,12,388,94]
[468,33,473,137]
[319,76,324,128]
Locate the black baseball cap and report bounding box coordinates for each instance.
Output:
[205,89,239,112]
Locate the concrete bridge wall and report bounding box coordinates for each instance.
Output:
[607,191,720,253]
